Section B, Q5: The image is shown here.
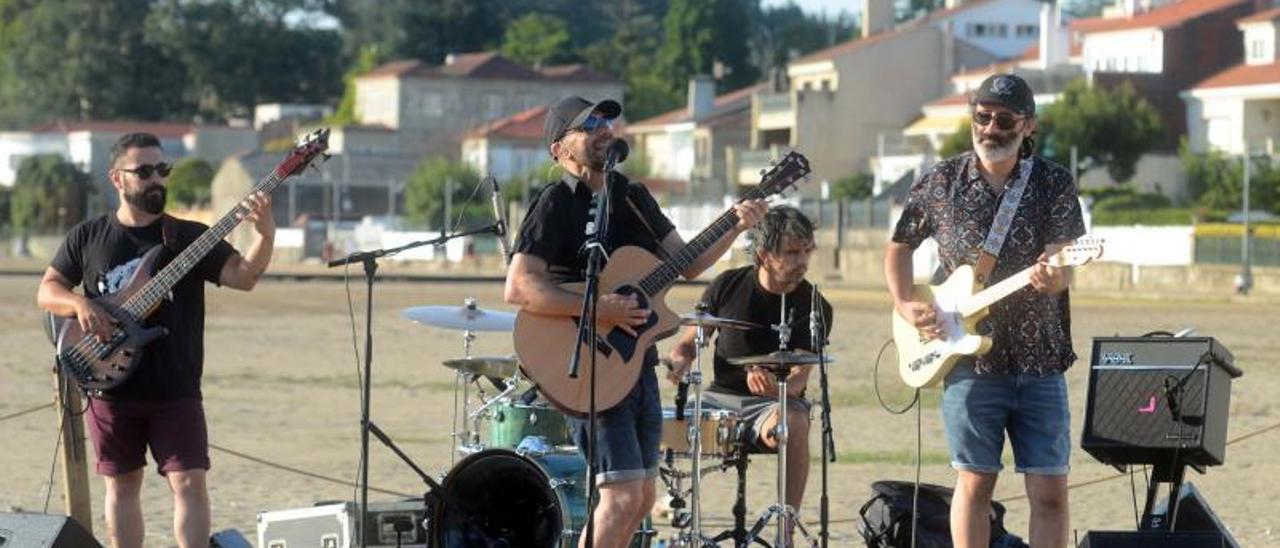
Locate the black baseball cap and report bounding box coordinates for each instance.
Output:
[543,96,622,157]
[970,73,1035,116]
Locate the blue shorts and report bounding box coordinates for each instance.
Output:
[567,365,662,485]
[940,364,1071,476]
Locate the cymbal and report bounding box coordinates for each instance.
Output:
[442,356,519,379]
[679,311,760,330]
[403,305,516,332]
[727,350,829,368]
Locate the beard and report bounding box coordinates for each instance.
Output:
[972,128,1021,164]
[124,184,167,215]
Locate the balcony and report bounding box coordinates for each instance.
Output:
[754,92,794,131]
[728,145,788,186]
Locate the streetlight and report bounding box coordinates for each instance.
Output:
[1236,148,1255,295]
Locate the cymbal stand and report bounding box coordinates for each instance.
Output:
[450,298,480,462]
[746,294,816,547]
[676,306,718,547]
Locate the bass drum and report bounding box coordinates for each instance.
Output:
[434,448,653,547]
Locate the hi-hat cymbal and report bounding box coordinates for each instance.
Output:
[679,311,760,330]
[403,305,516,332]
[442,356,519,379]
[727,350,829,368]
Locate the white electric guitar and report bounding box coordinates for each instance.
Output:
[894,239,1104,388]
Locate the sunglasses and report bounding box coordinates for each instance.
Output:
[117,162,172,179]
[579,115,614,133]
[971,110,1025,131]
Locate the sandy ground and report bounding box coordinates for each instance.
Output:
[2,276,1278,547]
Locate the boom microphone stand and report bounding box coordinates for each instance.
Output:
[328,223,501,548]
[811,284,834,548]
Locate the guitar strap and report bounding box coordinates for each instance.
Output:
[973,158,1033,286]
[160,213,180,253]
[625,195,672,261]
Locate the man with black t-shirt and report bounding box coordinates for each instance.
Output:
[504,96,765,548]
[36,132,275,548]
[665,205,833,526]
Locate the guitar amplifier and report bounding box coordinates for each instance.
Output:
[1081,337,1240,467]
[257,500,428,548]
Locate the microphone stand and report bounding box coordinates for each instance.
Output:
[328,222,503,548]
[568,151,620,548]
[812,283,835,548]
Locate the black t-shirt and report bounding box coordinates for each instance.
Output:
[515,172,676,283]
[700,266,834,395]
[50,213,236,401]
[514,172,676,367]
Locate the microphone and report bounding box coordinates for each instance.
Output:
[488,176,512,265]
[603,138,629,169]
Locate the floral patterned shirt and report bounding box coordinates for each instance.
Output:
[892,151,1086,376]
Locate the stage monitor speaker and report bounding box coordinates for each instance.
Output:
[1076,530,1226,547]
[1151,483,1241,548]
[0,513,101,548]
[1081,336,1240,467]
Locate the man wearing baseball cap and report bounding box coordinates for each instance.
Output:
[505,96,765,547]
[885,74,1084,548]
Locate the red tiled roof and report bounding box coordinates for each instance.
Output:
[538,64,620,83]
[628,83,765,129]
[1192,62,1280,89]
[31,120,195,137]
[465,106,548,140]
[359,54,528,80]
[1072,0,1249,34]
[789,0,999,65]
[1237,6,1280,24]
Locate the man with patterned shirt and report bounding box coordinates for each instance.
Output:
[883,74,1085,548]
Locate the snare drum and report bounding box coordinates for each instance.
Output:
[659,407,740,458]
[489,399,573,448]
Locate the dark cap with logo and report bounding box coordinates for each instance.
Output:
[543,96,622,157]
[970,73,1035,116]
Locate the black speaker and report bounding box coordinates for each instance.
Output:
[0,513,101,547]
[1152,483,1241,548]
[1081,337,1240,467]
[1077,530,1227,547]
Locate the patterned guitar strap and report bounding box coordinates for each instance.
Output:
[973,158,1034,287]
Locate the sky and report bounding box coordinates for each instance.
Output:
[763,0,860,17]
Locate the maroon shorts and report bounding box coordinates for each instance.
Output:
[85,397,210,476]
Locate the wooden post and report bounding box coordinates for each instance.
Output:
[54,371,94,535]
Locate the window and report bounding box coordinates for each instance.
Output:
[1016,24,1038,38]
[968,23,987,37]
[421,93,443,117]
[485,94,504,119]
[992,24,1008,38]
[1250,39,1267,61]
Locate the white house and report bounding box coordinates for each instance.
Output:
[1183,7,1280,155]
[460,106,549,182]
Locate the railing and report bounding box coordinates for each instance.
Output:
[755,92,794,131]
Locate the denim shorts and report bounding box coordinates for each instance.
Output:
[567,365,662,485]
[940,364,1071,475]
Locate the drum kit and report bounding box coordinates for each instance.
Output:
[402,297,826,548]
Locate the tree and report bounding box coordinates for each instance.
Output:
[832,173,873,200]
[10,155,93,235]
[501,14,574,67]
[753,4,856,77]
[403,157,489,229]
[328,45,383,126]
[660,0,758,94]
[327,0,502,65]
[1038,79,1162,183]
[145,0,343,121]
[0,0,188,126]
[1181,140,1280,214]
[939,119,974,159]
[167,158,215,208]
[581,0,682,120]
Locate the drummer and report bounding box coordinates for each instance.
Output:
[664,205,833,521]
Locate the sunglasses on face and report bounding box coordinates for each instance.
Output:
[579,115,614,133]
[971,110,1025,131]
[117,162,172,179]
